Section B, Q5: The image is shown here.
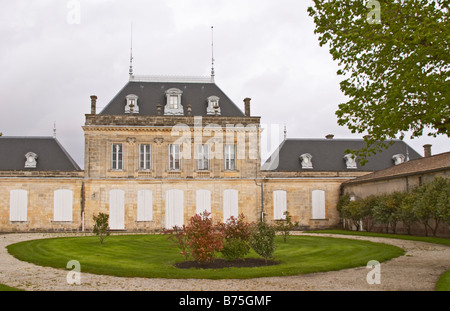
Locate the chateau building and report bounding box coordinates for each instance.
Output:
[0,74,422,232]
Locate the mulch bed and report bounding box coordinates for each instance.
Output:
[174,258,280,269]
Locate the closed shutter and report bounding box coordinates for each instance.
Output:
[273,190,287,220]
[196,189,211,215]
[54,189,73,221]
[10,190,27,221]
[165,189,184,229]
[312,190,326,219]
[137,190,153,221]
[223,189,238,222]
[109,189,125,230]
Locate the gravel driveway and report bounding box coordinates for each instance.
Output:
[0,232,449,291]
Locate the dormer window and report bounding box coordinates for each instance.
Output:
[206,96,221,115]
[392,154,406,165]
[25,152,38,168]
[299,153,313,169]
[344,154,357,169]
[125,94,139,114]
[164,88,184,115]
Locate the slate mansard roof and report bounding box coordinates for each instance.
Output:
[99,76,246,117]
[0,137,81,171]
[262,138,422,172]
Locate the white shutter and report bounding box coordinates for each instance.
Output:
[196,190,211,215]
[10,190,27,221]
[109,190,125,230]
[312,190,326,219]
[273,190,287,220]
[223,189,238,222]
[165,189,184,229]
[137,190,153,221]
[54,189,73,221]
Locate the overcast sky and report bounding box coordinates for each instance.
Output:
[1,0,448,168]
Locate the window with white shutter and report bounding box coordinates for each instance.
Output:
[10,190,28,222]
[137,190,153,221]
[312,190,326,219]
[54,189,73,222]
[273,190,287,220]
[223,189,238,222]
[196,189,211,215]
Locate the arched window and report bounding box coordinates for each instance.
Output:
[137,190,153,221]
[223,189,238,222]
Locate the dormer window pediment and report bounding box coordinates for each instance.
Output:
[392,154,406,165]
[299,153,313,169]
[344,154,357,169]
[125,94,139,114]
[25,152,38,168]
[206,95,221,115]
[164,88,184,115]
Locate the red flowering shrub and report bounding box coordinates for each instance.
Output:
[219,214,253,260]
[167,211,223,263]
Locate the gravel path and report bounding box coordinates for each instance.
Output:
[0,232,449,291]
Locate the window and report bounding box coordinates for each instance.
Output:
[223,189,238,222]
[139,144,151,170]
[54,189,73,222]
[165,189,184,229]
[273,190,287,220]
[299,153,313,169]
[109,189,125,230]
[169,95,178,109]
[196,189,211,215]
[164,88,184,115]
[10,190,27,222]
[311,190,326,219]
[197,144,209,170]
[206,96,221,115]
[112,144,123,170]
[137,190,153,221]
[224,144,236,170]
[169,144,181,170]
[125,94,139,113]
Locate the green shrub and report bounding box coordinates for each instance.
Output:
[250,220,276,262]
[219,214,252,261]
[92,213,110,244]
[274,211,299,242]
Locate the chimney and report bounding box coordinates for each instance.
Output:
[90,95,97,115]
[325,134,334,140]
[244,97,251,117]
[423,144,432,157]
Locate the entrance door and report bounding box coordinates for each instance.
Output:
[109,189,125,230]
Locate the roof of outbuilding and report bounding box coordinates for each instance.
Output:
[343,151,450,185]
[0,137,81,171]
[262,138,422,172]
[99,79,245,117]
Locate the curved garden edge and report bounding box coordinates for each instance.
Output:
[1,232,449,291]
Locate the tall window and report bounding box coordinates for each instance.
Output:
[224,144,236,170]
[273,190,287,220]
[139,144,151,170]
[169,144,181,170]
[10,189,27,222]
[112,144,123,170]
[54,189,73,222]
[197,144,209,170]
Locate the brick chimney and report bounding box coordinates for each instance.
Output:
[325,134,334,139]
[90,95,97,115]
[423,144,432,157]
[244,97,251,117]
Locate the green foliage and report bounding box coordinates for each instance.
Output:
[219,214,252,261]
[274,211,299,243]
[308,1,449,164]
[250,220,277,262]
[92,213,109,244]
[339,177,450,236]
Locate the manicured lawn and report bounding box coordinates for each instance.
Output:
[436,270,450,291]
[0,284,23,291]
[7,234,404,279]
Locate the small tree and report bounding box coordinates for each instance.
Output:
[398,191,419,235]
[219,214,253,261]
[250,220,276,263]
[92,213,109,244]
[274,211,299,242]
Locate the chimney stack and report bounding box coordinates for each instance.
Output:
[90,95,97,115]
[325,134,334,140]
[423,144,432,157]
[244,97,251,117]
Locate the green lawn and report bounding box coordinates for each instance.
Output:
[0,284,23,291]
[436,270,450,291]
[6,234,404,280]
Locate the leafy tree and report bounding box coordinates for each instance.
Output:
[398,190,419,235]
[308,1,449,164]
[92,213,110,244]
[274,211,299,242]
[250,220,277,263]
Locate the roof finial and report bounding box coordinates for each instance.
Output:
[211,26,215,82]
[129,22,134,79]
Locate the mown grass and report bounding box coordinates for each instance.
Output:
[0,284,23,291]
[6,234,404,280]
